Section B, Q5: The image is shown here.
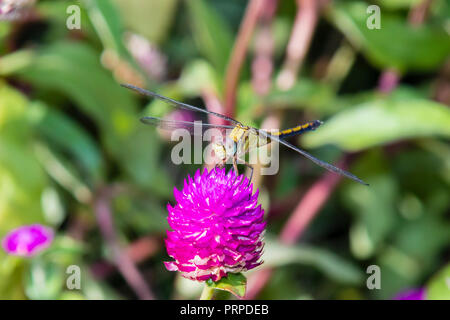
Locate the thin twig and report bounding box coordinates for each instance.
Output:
[91,235,161,279]
[408,0,433,26]
[378,68,401,94]
[94,186,155,300]
[251,0,278,95]
[276,0,319,90]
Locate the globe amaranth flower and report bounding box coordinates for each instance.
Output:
[2,224,54,257]
[164,168,265,282]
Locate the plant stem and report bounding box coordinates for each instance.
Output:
[94,186,155,300]
[224,0,264,118]
[199,285,215,300]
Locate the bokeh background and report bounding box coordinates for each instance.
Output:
[0,0,449,300]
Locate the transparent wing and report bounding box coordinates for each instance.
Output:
[140,117,236,136]
[122,84,239,125]
[257,129,369,186]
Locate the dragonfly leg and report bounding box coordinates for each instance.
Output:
[213,156,227,173]
[232,155,239,175]
[237,158,253,186]
[231,140,239,174]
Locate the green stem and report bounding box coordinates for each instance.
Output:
[199,285,214,300]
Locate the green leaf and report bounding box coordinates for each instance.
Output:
[0,82,47,233]
[29,101,104,183]
[0,50,34,76]
[377,0,422,9]
[302,91,450,151]
[13,41,169,192]
[329,2,450,71]
[112,0,178,44]
[264,238,364,284]
[178,59,220,96]
[264,79,336,112]
[25,258,65,300]
[426,264,450,300]
[206,273,247,299]
[82,0,145,82]
[0,255,27,299]
[83,0,129,56]
[36,1,96,43]
[34,142,92,204]
[345,171,399,258]
[13,41,136,130]
[186,0,233,73]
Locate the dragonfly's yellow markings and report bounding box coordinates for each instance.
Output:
[229,124,249,143]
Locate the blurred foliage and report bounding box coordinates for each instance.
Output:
[0,0,449,300]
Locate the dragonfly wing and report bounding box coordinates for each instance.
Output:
[140,117,235,136]
[258,130,368,186]
[122,84,239,125]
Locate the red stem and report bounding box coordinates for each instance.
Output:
[94,187,155,300]
[224,0,265,118]
[279,168,342,245]
[277,0,318,90]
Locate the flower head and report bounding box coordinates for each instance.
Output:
[164,168,265,282]
[2,224,54,257]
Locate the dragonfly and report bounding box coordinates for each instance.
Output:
[121,83,368,186]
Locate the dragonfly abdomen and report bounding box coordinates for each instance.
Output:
[274,120,323,139]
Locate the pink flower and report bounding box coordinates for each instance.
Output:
[2,224,54,257]
[164,168,265,282]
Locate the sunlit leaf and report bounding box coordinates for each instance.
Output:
[426,264,450,300]
[83,0,129,56]
[0,82,47,232]
[302,91,450,151]
[178,59,220,95]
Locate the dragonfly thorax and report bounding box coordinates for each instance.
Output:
[229,124,250,143]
